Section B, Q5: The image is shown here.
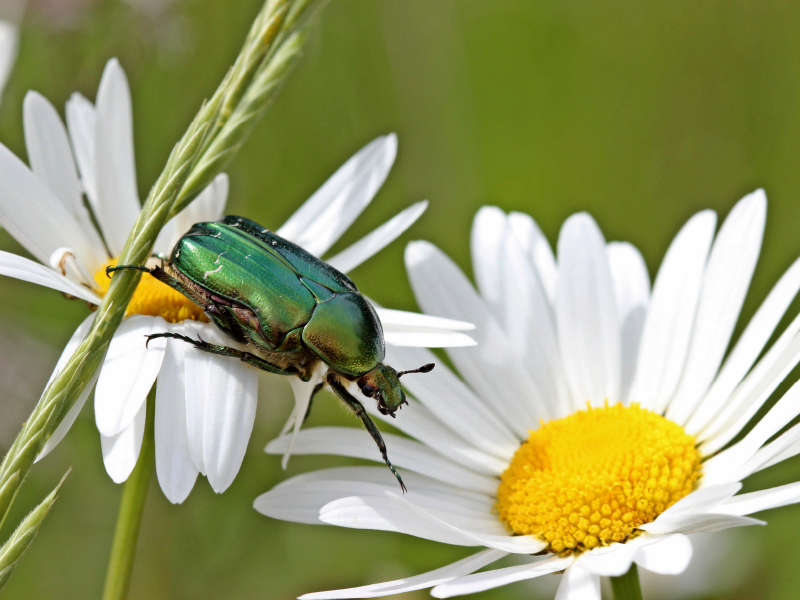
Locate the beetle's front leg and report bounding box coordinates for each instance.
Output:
[303,382,326,424]
[107,264,197,299]
[326,374,406,493]
[147,332,296,376]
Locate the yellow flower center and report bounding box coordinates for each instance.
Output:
[496,402,701,555]
[93,259,208,324]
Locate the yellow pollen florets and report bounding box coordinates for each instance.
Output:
[93,259,208,324]
[496,402,701,556]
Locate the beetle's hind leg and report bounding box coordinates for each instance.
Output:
[303,382,325,424]
[147,332,297,377]
[326,374,407,493]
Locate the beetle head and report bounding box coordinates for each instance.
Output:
[357,362,435,416]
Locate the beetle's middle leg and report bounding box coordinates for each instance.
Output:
[147,332,297,376]
[327,374,406,493]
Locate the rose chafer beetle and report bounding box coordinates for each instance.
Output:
[109,215,433,491]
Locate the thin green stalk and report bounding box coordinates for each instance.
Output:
[102,389,156,600]
[610,564,643,600]
[0,0,323,560]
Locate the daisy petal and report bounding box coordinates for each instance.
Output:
[0,251,101,304]
[470,206,507,322]
[555,213,621,409]
[628,210,716,412]
[634,534,693,575]
[277,135,397,257]
[406,241,547,434]
[687,256,800,436]
[278,375,321,469]
[65,92,98,209]
[656,483,741,520]
[698,312,800,454]
[432,555,573,598]
[94,316,167,437]
[366,399,509,475]
[37,314,99,460]
[101,400,146,484]
[607,242,650,400]
[185,323,258,494]
[385,344,518,458]
[668,190,766,425]
[326,200,428,273]
[639,513,764,535]
[154,328,198,504]
[507,211,557,303]
[374,308,474,331]
[266,427,499,494]
[94,58,141,255]
[578,542,639,577]
[377,307,476,347]
[0,141,97,268]
[555,565,601,600]
[23,92,106,270]
[717,481,800,516]
[742,421,800,475]
[299,549,506,600]
[0,19,18,102]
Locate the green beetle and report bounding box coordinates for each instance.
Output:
[109,215,433,491]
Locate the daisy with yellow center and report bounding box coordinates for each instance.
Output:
[0,59,476,504]
[257,190,800,599]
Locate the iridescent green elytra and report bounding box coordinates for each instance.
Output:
[109,215,433,491]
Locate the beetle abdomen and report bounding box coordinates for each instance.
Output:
[302,292,385,377]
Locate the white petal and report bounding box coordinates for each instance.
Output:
[154,173,229,255]
[384,344,518,459]
[95,315,167,437]
[607,241,650,401]
[279,374,322,469]
[667,191,766,425]
[37,314,99,461]
[65,92,98,210]
[501,226,567,415]
[656,483,741,520]
[326,200,427,273]
[577,542,639,577]
[0,251,101,304]
[23,92,106,270]
[0,141,98,268]
[555,213,621,408]
[256,467,492,526]
[154,328,198,504]
[266,426,498,494]
[94,58,141,255]
[698,311,800,454]
[0,20,18,103]
[377,307,476,347]
[432,555,573,598]
[702,379,800,484]
[741,421,800,475]
[634,534,693,575]
[183,323,258,493]
[406,241,547,434]
[101,400,146,484]
[717,481,800,516]
[277,134,397,257]
[300,549,506,599]
[555,566,601,600]
[628,210,716,412]
[639,513,764,535]
[507,211,557,303]
[366,399,509,475]
[470,206,507,322]
[687,256,800,436]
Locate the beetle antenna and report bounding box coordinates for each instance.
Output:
[397,363,435,378]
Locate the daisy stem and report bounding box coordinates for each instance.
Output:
[610,564,643,600]
[101,389,156,600]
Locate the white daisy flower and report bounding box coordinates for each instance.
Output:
[0,58,475,504]
[256,190,800,599]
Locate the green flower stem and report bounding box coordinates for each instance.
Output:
[102,389,156,600]
[0,0,322,564]
[611,564,643,600]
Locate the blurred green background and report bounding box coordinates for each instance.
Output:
[1,0,800,598]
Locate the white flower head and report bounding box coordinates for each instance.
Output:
[256,190,800,599]
[0,58,475,504]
